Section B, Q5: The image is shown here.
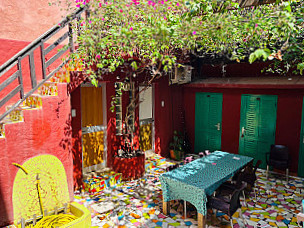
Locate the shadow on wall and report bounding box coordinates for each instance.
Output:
[59,114,72,151]
[82,130,105,169]
[72,131,82,190]
[0,185,9,227]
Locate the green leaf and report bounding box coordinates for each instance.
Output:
[297,62,304,75]
[91,78,98,87]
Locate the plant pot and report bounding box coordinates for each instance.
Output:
[170,149,182,161]
[113,153,145,180]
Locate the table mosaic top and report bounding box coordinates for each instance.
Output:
[159,151,253,215]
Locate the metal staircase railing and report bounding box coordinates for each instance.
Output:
[0,7,87,122]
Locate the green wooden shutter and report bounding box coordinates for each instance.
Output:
[257,96,277,167]
[239,95,277,168]
[195,92,222,153]
[298,98,304,177]
[195,93,209,153]
[239,96,259,158]
[208,95,222,152]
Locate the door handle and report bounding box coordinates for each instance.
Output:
[241,127,246,137]
[214,123,220,131]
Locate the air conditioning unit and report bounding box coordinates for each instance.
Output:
[169,65,192,85]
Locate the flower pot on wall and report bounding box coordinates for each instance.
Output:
[113,153,145,180]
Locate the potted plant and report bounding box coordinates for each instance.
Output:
[169,131,184,161]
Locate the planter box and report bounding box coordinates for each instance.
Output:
[113,153,145,180]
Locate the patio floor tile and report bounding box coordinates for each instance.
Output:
[72,157,304,227]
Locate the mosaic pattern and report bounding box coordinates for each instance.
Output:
[0,123,5,138]
[50,61,83,83]
[74,155,304,228]
[50,69,70,83]
[160,151,253,215]
[13,155,70,225]
[38,82,58,96]
[6,106,24,123]
[22,95,42,109]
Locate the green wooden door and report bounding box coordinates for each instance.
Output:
[239,94,277,168]
[195,92,223,153]
[298,99,304,177]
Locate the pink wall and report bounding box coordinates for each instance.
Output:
[183,85,304,174]
[0,83,73,226]
[0,0,66,42]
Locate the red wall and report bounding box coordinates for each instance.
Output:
[183,85,304,174]
[154,77,184,157]
[0,84,73,226]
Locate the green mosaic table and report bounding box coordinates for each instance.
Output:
[159,151,253,228]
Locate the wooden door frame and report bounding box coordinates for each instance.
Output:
[139,84,155,152]
[81,82,107,173]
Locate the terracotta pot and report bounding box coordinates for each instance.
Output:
[170,149,182,161]
[170,149,176,160]
[113,153,145,180]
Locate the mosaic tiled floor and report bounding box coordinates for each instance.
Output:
[73,159,304,228]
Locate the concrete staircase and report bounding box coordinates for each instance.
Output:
[0,63,77,139]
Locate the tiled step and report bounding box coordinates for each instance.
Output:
[50,61,83,83]
[22,95,43,109]
[5,106,24,123]
[0,123,5,138]
[50,68,70,83]
[38,82,58,96]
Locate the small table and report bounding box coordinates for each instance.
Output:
[159,151,253,228]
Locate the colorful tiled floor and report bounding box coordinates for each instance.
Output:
[73,158,304,228]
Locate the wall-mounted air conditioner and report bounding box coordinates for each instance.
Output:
[169,65,192,85]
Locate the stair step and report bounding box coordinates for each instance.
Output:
[0,123,5,138]
[38,82,58,96]
[50,68,70,83]
[49,61,83,83]
[22,95,43,109]
[5,106,24,123]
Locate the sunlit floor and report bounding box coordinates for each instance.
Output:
[74,157,304,228]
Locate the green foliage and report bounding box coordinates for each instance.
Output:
[298,62,304,75]
[249,49,271,63]
[64,0,303,80]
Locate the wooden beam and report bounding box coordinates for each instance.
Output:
[238,0,277,8]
